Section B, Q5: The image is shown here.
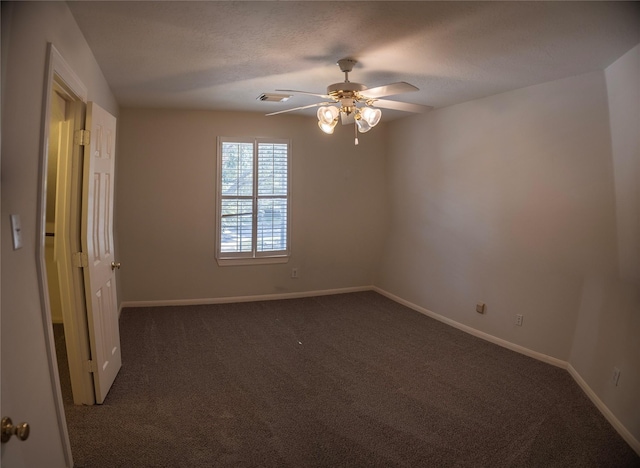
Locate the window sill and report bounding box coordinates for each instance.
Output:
[216,256,289,267]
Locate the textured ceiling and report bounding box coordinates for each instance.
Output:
[68,1,640,119]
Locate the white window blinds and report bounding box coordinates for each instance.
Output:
[217,138,290,261]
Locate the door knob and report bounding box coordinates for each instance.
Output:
[1,417,30,443]
[111,261,121,270]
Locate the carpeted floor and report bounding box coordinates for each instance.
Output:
[55,291,640,467]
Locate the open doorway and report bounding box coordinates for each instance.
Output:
[40,43,123,415]
[34,42,123,466]
[43,75,96,407]
[45,82,75,406]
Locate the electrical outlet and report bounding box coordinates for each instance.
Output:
[515,314,524,326]
[612,367,621,386]
[291,268,299,279]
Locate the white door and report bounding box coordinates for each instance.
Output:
[82,102,122,404]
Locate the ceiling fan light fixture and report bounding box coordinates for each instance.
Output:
[361,106,382,127]
[355,117,372,133]
[318,119,338,134]
[317,105,340,125]
[270,59,425,144]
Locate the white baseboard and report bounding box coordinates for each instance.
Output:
[567,364,640,455]
[374,286,640,456]
[373,287,567,368]
[120,286,372,309]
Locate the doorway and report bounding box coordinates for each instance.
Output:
[40,44,123,416]
[34,43,123,467]
[45,83,74,405]
[43,76,96,407]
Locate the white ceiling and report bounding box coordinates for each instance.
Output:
[68,1,640,119]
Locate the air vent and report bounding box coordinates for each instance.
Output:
[257,93,292,102]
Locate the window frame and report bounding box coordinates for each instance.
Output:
[216,137,291,266]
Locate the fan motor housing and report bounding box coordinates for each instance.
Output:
[327,81,366,99]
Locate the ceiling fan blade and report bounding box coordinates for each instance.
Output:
[266,102,333,116]
[361,82,419,99]
[372,99,432,113]
[276,89,332,99]
[341,112,355,125]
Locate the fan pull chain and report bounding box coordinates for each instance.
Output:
[354,122,359,145]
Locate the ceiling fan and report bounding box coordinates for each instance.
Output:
[266,58,430,144]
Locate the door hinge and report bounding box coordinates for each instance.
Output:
[72,252,88,268]
[74,129,91,146]
[83,360,98,374]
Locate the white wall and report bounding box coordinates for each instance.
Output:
[379,70,616,360]
[568,45,640,444]
[1,2,118,466]
[378,60,639,445]
[116,109,387,303]
[606,44,640,286]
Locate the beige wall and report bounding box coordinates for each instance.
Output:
[1,2,118,466]
[378,70,615,360]
[378,61,639,443]
[116,109,387,302]
[606,44,640,286]
[569,45,640,443]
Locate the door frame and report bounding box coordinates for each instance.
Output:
[36,43,92,467]
[50,81,96,407]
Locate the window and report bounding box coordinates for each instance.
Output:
[216,137,290,264]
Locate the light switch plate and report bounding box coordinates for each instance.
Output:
[10,214,23,250]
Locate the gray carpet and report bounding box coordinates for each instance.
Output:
[56,291,640,467]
